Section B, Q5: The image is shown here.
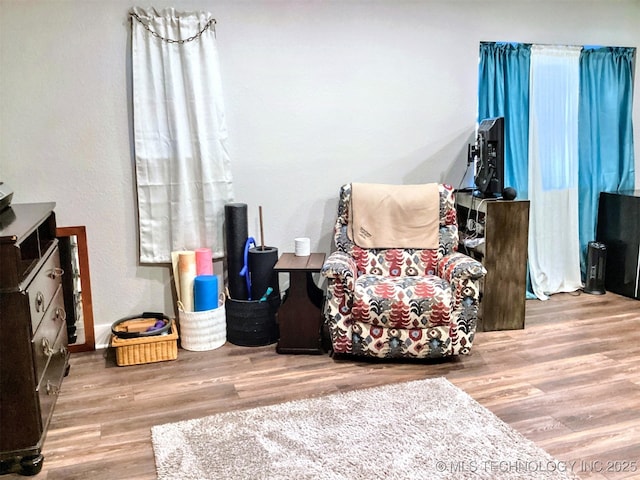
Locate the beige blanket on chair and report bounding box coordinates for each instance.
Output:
[347,183,440,249]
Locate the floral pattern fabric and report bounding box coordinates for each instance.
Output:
[321,183,486,359]
[353,274,452,329]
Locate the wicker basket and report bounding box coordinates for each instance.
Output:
[111,323,179,366]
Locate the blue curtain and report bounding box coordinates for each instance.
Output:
[578,46,636,275]
[478,42,531,199]
[478,42,536,297]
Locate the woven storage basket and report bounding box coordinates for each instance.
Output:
[111,323,178,366]
[225,297,279,347]
[178,300,226,351]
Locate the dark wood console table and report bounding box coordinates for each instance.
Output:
[274,253,325,354]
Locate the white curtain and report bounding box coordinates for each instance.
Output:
[131,7,233,263]
[528,45,583,300]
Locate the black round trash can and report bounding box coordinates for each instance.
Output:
[584,241,606,295]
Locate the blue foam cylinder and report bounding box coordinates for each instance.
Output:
[194,275,219,311]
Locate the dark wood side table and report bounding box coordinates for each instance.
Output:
[274,252,325,354]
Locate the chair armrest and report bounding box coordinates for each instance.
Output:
[321,251,357,291]
[438,252,486,284]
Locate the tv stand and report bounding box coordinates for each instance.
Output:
[456,192,530,331]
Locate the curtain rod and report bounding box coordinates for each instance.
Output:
[129,11,217,43]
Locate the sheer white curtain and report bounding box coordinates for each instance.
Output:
[131,7,233,263]
[528,45,583,299]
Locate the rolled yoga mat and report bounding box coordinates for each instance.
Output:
[248,246,280,305]
[195,247,214,275]
[194,275,219,311]
[225,203,249,300]
[178,251,197,311]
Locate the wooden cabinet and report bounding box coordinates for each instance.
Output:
[0,203,70,476]
[455,192,530,331]
[596,190,640,300]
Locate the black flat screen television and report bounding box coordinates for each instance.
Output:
[474,116,504,198]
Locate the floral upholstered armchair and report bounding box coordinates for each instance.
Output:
[321,183,486,359]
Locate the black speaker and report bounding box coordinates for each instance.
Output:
[502,187,517,200]
[584,241,606,295]
[596,191,640,299]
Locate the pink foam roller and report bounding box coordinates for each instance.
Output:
[196,247,214,275]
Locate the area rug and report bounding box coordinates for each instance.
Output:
[151,377,579,480]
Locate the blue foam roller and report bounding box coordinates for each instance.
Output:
[194,275,218,311]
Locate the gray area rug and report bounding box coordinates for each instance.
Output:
[151,377,579,480]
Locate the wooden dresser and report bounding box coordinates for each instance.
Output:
[0,203,70,476]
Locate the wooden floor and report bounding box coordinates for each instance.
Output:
[8,291,640,479]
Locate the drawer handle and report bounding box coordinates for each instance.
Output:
[42,337,55,358]
[46,381,60,396]
[48,267,65,279]
[54,307,67,322]
[35,292,45,312]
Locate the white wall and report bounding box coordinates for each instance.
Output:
[2,0,639,347]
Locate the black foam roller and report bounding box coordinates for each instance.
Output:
[248,247,280,305]
[224,203,249,300]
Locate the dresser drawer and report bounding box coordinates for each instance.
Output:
[28,247,63,333]
[32,285,66,387]
[37,323,69,433]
